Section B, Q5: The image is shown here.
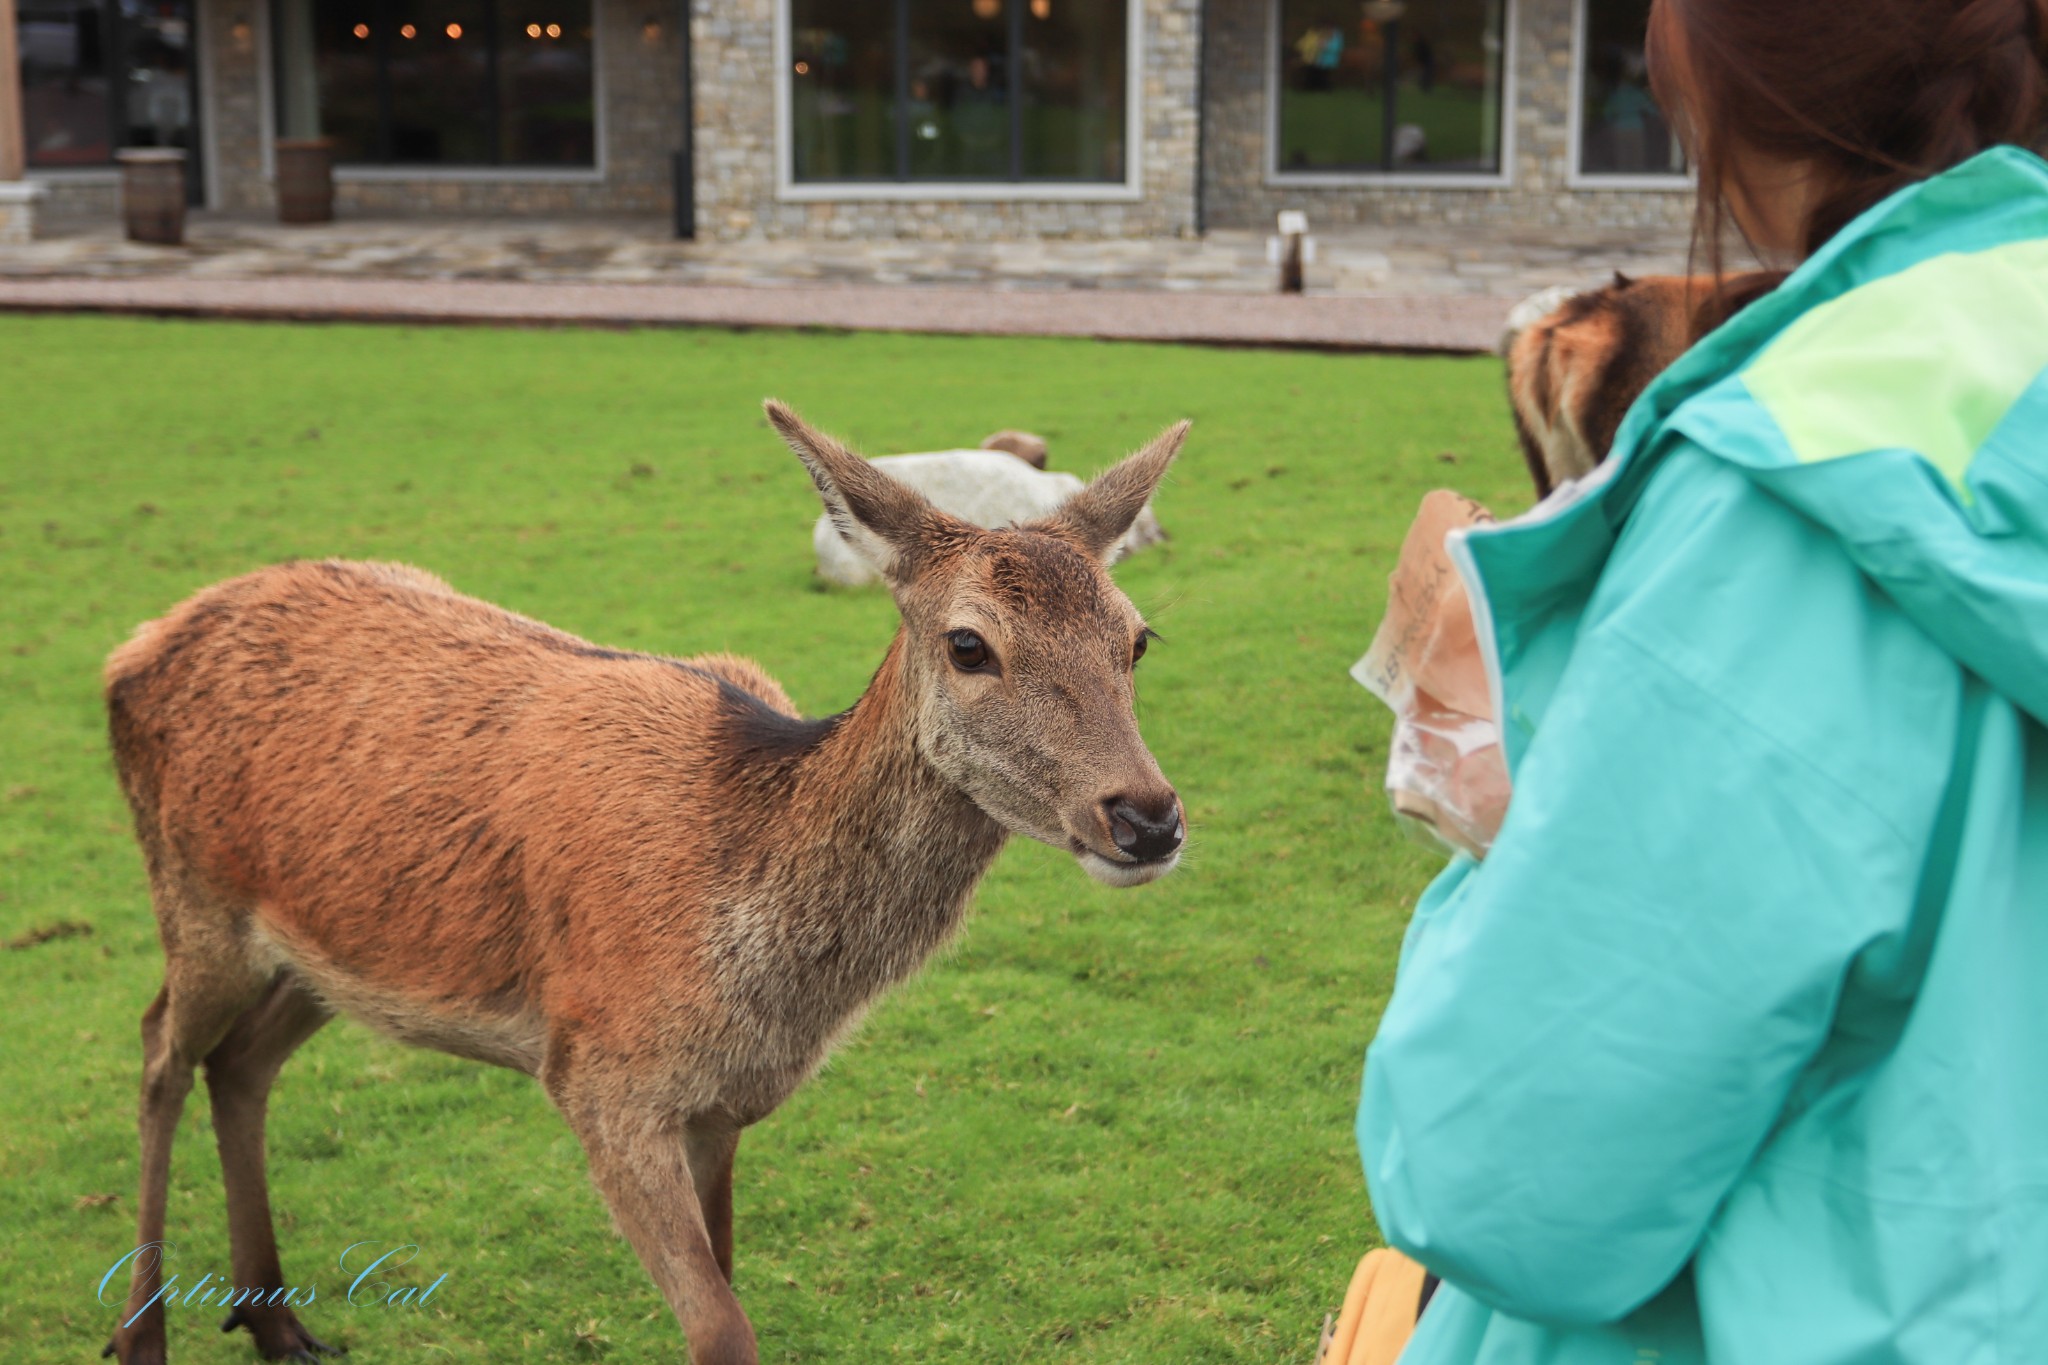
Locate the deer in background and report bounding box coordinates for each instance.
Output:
[99,401,1190,1365]
[1502,269,1786,498]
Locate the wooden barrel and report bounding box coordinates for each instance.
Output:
[275,139,336,225]
[117,148,187,245]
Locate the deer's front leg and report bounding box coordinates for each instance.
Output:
[548,1079,756,1365]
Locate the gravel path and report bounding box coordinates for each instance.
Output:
[0,275,1516,352]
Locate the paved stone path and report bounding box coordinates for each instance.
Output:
[0,275,1521,351]
[0,214,1701,352]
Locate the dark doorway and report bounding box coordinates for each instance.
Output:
[17,0,205,201]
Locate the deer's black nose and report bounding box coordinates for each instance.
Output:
[1106,795,1184,862]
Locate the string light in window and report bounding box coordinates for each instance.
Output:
[352,20,369,36]
[972,0,999,17]
[445,21,461,36]
[526,20,540,35]
[545,22,560,36]
[399,22,415,36]
[793,60,810,74]
[1030,0,1050,16]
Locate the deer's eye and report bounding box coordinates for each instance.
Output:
[1133,628,1159,668]
[946,630,993,672]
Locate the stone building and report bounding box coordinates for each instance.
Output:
[5,0,1691,238]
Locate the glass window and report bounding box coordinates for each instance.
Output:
[1577,0,1683,176]
[789,0,1127,185]
[385,0,493,163]
[1021,0,1125,182]
[497,0,596,164]
[789,1,895,181]
[904,0,1009,180]
[19,0,198,171]
[273,0,594,166]
[118,0,199,155]
[19,0,111,166]
[1274,0,1506,176]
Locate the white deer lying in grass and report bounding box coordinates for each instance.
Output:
[814,444,1168,587]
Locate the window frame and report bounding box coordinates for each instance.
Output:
[258,0,608,184]
[1263,0,1518,190]
[774,0,1144,203]
[1566,0,1689,190]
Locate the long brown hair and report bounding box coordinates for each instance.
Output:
[1648,0,2048,275]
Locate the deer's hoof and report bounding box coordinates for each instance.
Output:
[220,1306,346,1359]
[100,1333,167,1365]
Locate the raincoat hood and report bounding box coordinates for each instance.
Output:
[1665,146,2048,724]
[1461,146,2048,770]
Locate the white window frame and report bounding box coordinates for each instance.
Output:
[774,0,1144,203]
[256,0,610,185]
[1566,0,1689,190]
[1264,0,1518,190]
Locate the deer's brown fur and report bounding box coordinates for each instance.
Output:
[99,403,1189,1365]
[1504,270,1786,499]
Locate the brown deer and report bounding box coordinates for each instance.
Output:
[99,401,1190,1365]
[1502,270,1786,499]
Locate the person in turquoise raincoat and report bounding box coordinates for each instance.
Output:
[1357,2,2048,1361]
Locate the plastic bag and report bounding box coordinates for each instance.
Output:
[1352,491,1512,860]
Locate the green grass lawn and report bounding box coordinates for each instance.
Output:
[0,316,1527,1364]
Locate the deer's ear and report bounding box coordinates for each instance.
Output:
[766,400,952,585]
[1045,420,1188,563]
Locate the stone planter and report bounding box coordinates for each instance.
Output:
[275,138,337,224]
[0,182,46,245]
[117,148,188,245]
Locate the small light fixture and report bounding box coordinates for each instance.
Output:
[972,0,998,18]
[526,21,540,35]
[1030,0,1049,16]
[545,21,561,36]
[445,21,462,37]
[352,20,369,37]
[399,22,416,37]
[793,59,809,74]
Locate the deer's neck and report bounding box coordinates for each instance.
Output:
[717,633,1007,1025]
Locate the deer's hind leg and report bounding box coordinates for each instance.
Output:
[203,974,340,1361]
[684,1116,741,1285]
[106,908,273,1365]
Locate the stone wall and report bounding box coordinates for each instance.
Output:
[1200,0,1694,232]
[25,0,1696,236]
[690,0,1202,240]
[206,0,268,212]
[29,175,116,222]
